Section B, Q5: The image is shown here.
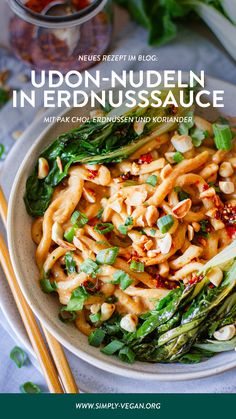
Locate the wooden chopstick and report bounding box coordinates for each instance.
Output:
[0,186,78,393]
[0,236,63,393]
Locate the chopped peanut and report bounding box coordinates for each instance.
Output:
[38,157,49,179]
[219,181,235,194]
[172,198,192,219]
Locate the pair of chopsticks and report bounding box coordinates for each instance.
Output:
[0,186,78,393]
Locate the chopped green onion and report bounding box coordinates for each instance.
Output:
[149,228,156,236]
[94,223,114,234]
[191,127,206,147]
[0,144,5,159]
[101,101,113,113]
[89,312,101,323]
[198,219,210,238]
[112,270,133,290]
[70,210,88,227]
[88,329,106,347]
[118,225,128,235]
[96,240,110,246]
[173,152,184,163]
[59,308,77,323]
[10,347,28,368]
[101,340,124,355]
[146,174,158,187]
[40,279,57,293]
[80,258,99,278]
[174,186,190,201]
[157,214,174,233]
[118,346,135,364]
[208,182,220,193]
[178,111,194,135]
[20,382,41,394]
[213,124,233,150]
[0,88,9,107]
[65,252,76,275]
[124,216,133,226]
[96,247,119,265]
[64,286,88,312]
[64,226,77,243]
[96,208,104,219]
[130,260,144,272]
[105,295,118,303]
[123,180,138,187]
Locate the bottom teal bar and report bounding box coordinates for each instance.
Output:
[1,394,235,419]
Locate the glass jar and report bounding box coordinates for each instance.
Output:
[8,0,113,73]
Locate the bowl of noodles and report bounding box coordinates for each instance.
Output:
[7,77,236,380]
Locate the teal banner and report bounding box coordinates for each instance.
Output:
[1,394,236,419]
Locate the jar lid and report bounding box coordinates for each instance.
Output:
[9,0,108,28]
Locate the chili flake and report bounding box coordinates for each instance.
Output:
[216,203,236,226]
[87,169,98,180]
[189,273,204,285]
[155,274,178,290]
[138,153,153,165]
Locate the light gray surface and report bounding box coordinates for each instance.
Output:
[0,3,236,393]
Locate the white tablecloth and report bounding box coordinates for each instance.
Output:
[0,2,236,394]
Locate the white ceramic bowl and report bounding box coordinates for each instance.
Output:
[8,76,236,380]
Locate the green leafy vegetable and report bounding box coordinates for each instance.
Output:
[87,244,236,364]
[20,382,41,394]
[146,174,158,186]
[10,346,28,368]
[194,336,236,353]
[65,252,76,275]
[114,1,236,61]
[96,247,119,265]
